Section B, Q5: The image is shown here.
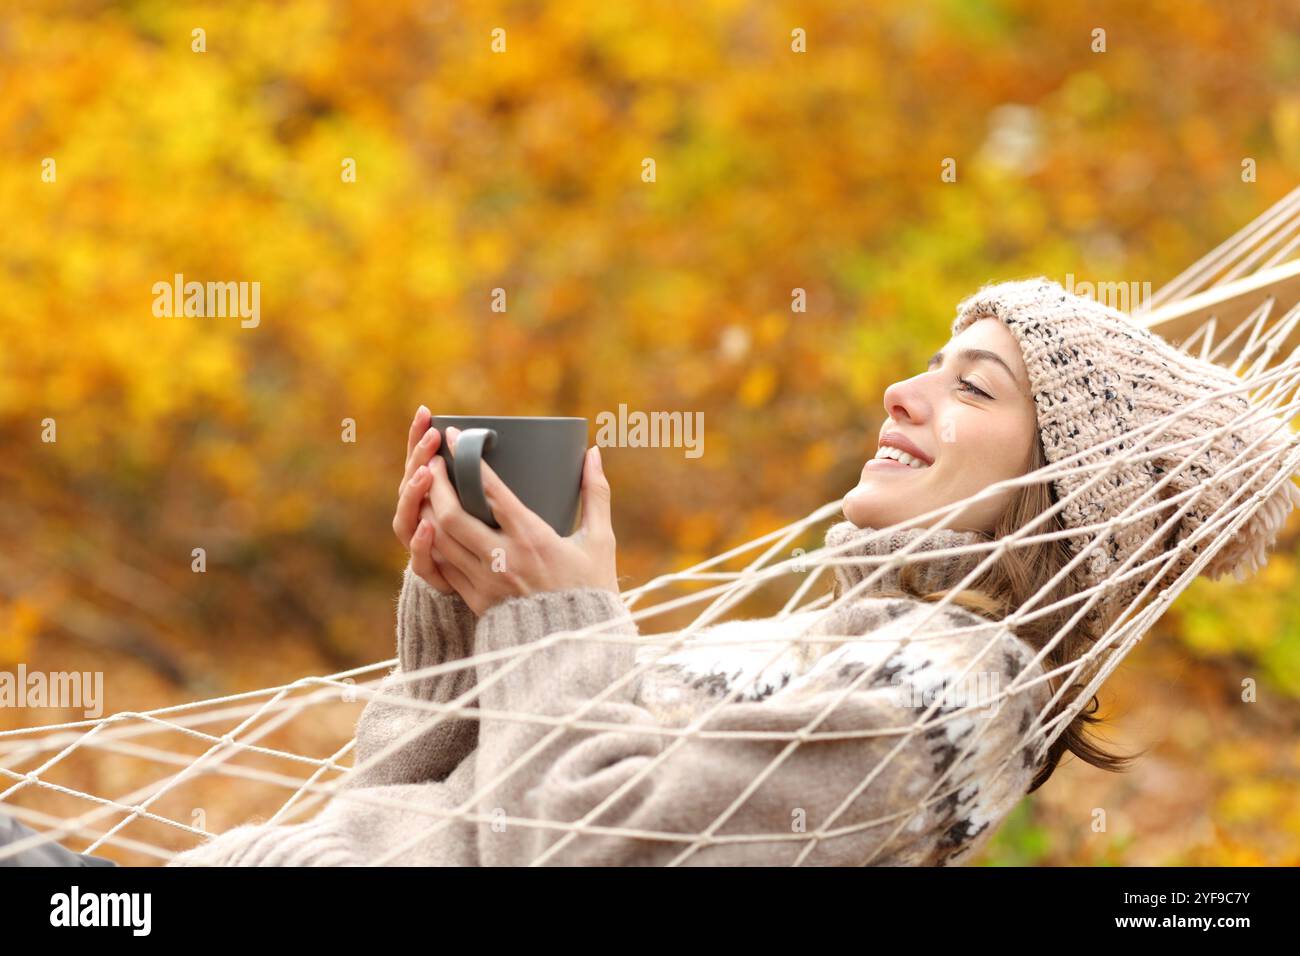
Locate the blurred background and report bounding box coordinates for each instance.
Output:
[3,0,1300,865]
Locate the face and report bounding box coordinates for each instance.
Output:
[843,317,1038,534]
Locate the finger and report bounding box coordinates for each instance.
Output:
[401,423,441,496]
[394,464,433,546]
[445,425,461,456]
[418,504,453,567]
[579,446,613,539]
[405,405,431,460]
[479,456,550,538]
[433,512,489,575]
[427,457,499,565]
[410,519,452,593]
[437,557,478,609]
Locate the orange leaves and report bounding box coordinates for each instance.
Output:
[673,511,719,553]
[3,0,1300,866]
[800,439,837,478]
[0,598,42,666]
[737,364,777,408]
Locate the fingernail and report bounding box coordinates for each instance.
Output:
[418,405,429,417]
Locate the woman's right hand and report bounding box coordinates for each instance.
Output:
[394,405,455,595]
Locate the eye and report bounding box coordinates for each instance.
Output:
[958,377,992,399]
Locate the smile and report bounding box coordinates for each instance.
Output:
[869,445,932,470]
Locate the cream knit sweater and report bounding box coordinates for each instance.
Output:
[167,520,1051,866]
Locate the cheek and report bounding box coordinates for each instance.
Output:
[943,420,1029,486]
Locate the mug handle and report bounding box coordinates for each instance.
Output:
[450,427,500,528]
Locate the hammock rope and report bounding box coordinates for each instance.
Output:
[5,187,1300,866]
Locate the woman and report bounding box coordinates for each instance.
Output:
[151,278,1295,864]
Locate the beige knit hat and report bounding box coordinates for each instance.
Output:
[950,277,1300,640]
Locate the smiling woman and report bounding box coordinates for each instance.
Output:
[838,276,1300,794]
[155,277,1300,867]
[838,306,1138,794]
[847,316,1040,535]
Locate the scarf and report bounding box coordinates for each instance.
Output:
[821,519,994,603]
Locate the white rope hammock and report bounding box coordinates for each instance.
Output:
[5,187,1300,866]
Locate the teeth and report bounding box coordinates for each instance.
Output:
[874,446,930,468]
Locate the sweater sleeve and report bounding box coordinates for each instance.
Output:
[165,563,478,866]
[339,562,479,791]
[470,589,1044,866]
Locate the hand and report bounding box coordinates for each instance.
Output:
[392,405,455,595]
[427,434,619,617]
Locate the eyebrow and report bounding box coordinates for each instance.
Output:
[926,348,1025,393]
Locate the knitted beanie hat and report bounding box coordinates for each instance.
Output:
[950,277,1300,641]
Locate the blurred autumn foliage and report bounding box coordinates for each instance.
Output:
[3,0,1300,865]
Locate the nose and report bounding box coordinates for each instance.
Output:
[882,371,932,427]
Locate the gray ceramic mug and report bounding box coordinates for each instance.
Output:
[429,415,589,536]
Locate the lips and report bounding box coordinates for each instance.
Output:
[876,431,935,467]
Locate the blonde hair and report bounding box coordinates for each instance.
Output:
[870,433,1147,793]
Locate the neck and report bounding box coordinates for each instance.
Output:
[822,519,992,601]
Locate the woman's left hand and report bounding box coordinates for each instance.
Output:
[425,427,620,617]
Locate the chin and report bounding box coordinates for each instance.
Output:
[842,486,883,528]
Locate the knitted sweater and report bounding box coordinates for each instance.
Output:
[167,520,1051,867]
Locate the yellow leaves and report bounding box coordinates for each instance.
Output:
[1208,739,1266,778]
[1057,70,1110,120]
[674,355,714,398]
[741,507,790,544]
[267,489,315,534]
[631,87,679,137]
[699,430,729,464]
[3,0,1300,866]
[713,316,790,410]
[1273,97,1300,171]
[45,363,94,408]
[1202,832,1272,867]
[196,438,258,497]
[1280,801,1300,840]
[737,363,777,408]
[187,338,241,399]
[1179,115,1223,177]
[543,278,591,320]
[1176,554,1289,660]
[754,312,786,347]
[671,550,706,574]
[674,511,719,553]
[469,233,510,274]
[1059,190,1098,230]
[0,598,41,666]
[801,439,836,477]
[997,193,1049,244]
[524,354,562,394]
[621,31,676,81]
[1217,779,1282,825]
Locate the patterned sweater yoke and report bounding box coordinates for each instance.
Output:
[168,520,1052,867]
